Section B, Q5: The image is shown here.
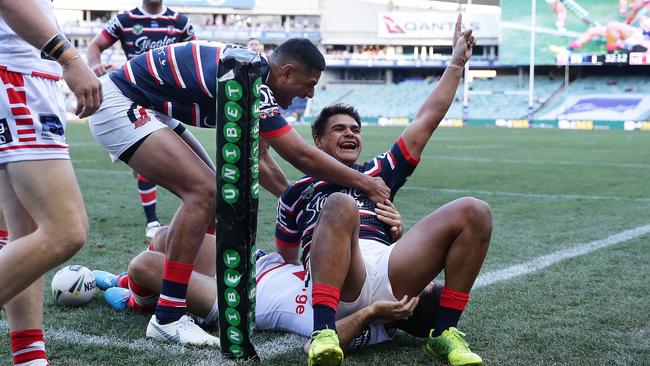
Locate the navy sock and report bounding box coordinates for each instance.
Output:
[313,304,337,332]
[433,307,463,336]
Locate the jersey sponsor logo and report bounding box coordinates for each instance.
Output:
[0,118,13,145]
[167,25,176,35]
[295,288,308,314]
[133,24,144,35]
[134,35,178,54]
[39,115,65,142]
[127,104,151,128]
[349,327,372,350]
[258,84,281,119]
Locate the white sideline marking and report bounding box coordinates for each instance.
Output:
[474,224,650,289]
[422,155,650,169]
[501,21,582,38]
[402,186,650,203]
[4,225,648,361]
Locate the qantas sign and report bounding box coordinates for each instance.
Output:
[378,11,500,41]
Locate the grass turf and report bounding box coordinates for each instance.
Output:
[1,124,649,365]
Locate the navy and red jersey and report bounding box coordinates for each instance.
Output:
[109,41,291,137]
[101,6,195,60]
[275,137,420,265]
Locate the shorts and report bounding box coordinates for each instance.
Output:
[0,68,69,164]
[308,239,397,320]
[255,252,313,337]
[88,78,168,163]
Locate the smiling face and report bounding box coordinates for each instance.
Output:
[271,64,321,109]
[314,113,362,166]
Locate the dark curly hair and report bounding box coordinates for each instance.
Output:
[311,103,361,139]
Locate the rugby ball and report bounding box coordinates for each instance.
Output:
[51,265,97,306]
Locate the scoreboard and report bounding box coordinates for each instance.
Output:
[555,52,650,66]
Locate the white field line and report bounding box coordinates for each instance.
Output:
[3,225,649,362]
[421,155,650,169]
[474,223,650,288]
[402,186,650,203]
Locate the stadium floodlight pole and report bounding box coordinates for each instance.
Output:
[528,0,536,122]
[462,0,471,124]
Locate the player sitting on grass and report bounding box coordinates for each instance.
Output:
[274,15,491,366]
[92,203,448,351]
[87,38,390,347]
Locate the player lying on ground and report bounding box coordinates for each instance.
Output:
[93,205,446,352]
[272,15,491,366]
[87,38,390,347]
[551,1,650,53]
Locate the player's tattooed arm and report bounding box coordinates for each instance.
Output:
[259,140,290,198]
[400,13,476,160]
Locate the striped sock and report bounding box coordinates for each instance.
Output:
[155,260,193,324]
[137,174,158,224]
[127,275,157,312]
[312,283,340,331]
[0,230,8,249]
[433,287,470,336]
[10,329,48,366]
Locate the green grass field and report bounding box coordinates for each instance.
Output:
[501,0,626,65]
[1,124,649,365]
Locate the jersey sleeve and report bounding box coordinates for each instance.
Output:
[275,188,301,249]
[101,14,122,43]
[363,136,419,193]
[259,84,292,138]
[180,15,196,41]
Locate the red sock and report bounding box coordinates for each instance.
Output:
[206,225,216,235]
[0,230,8,249]
[128,276,157,311]
[10,329,48,366]
[439,287,470,311]
[117,274,130,289]
[312,283,341,311]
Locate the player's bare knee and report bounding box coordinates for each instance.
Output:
[128,253,153,283]
[322,193,359,222]
[185,181,217,216]
[458,197,492,231]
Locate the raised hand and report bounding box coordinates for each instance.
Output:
[452,14,477,63]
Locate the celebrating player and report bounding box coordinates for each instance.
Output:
[93,202,444,352]
[87,38,390,346]
[87,0,197,238]
[273,16,491,366]
[0,0,102,364]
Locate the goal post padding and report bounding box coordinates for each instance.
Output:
[215,47,261,361]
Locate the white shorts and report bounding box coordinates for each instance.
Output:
[88,78,169,163]
[255,252,396,349]
[0,68,69,164]
[625,28,648,50]
[337,239,398,320]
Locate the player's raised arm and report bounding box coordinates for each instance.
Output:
[0,0,102,118]
[265,129,390,204]
[400,14,476,160]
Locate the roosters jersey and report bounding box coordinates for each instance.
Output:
[0,0,62,78]
[109,41,291,137]
[101,6,195,60]
[275,137,420,265]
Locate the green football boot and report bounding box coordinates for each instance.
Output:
[307,329,344,366]
[424,327,482,366]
